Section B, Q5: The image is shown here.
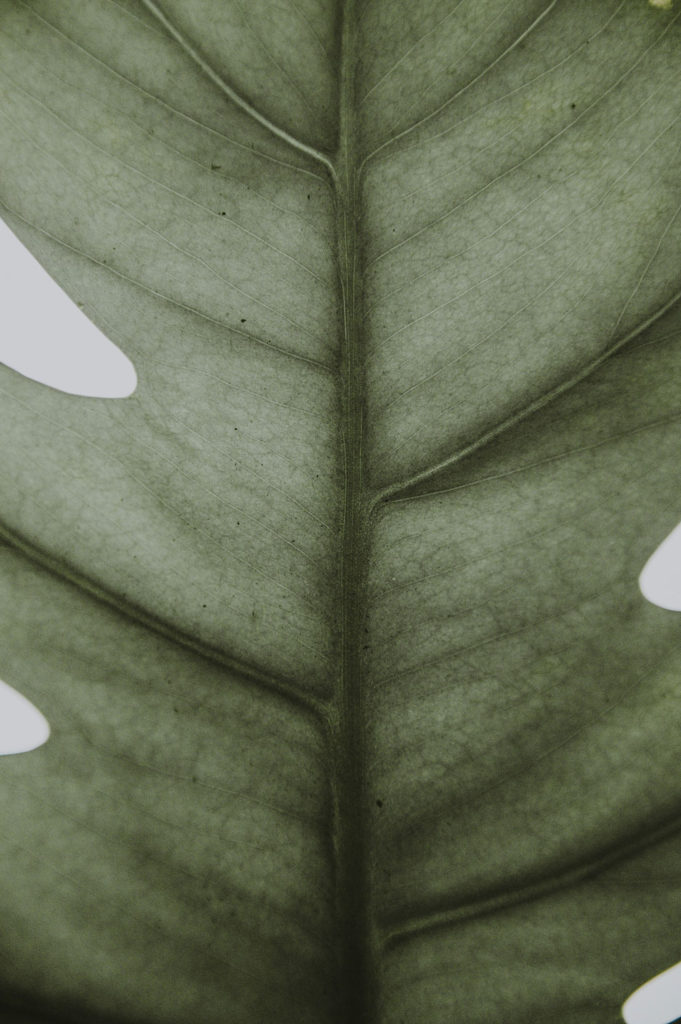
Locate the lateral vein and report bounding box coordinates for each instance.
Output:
[138,0,338,180]
[375,286,681,506]
[381,805,681,951]
[0,518,325,720]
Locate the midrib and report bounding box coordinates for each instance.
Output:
[333,1,375,1021]
[102,1,375,1016]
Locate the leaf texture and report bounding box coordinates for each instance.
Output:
[1,1,681,1022]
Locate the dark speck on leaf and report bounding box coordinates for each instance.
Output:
[376,800,383,808]
[220,211,226,216]
[241,318,246,322]
[211,162,221,170]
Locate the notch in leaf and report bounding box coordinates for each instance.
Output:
[622,961,681,1024]
[0,218,136,398]
[0,678,50,756]
[639,522,681,611]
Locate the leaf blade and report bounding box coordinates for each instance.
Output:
[0,0,340,691]
[2,2,681,1023]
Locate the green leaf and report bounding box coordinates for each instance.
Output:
[1,1,681,1022]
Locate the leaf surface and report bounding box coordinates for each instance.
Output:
[1,1,681,1022]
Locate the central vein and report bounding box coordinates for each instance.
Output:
[139,0,374,1014]
[333,1,375,1020]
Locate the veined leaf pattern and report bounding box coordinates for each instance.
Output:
[1,2,681,1022]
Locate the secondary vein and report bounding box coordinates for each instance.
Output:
[0,518,323,719]
[138,0,338,180]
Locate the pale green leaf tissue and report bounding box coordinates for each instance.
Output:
[1,2,681,1022]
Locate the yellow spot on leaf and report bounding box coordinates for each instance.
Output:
[649,0,673,9]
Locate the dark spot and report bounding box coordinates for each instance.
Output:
[241,318,247,322]
[211,162,221,170]
[220,211,226,216]
[570,102,576,109]
[307,194,311,200]
[202,603,207,608]
[376,799,383,808]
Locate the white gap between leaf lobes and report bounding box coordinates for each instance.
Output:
[0,218,136,398]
